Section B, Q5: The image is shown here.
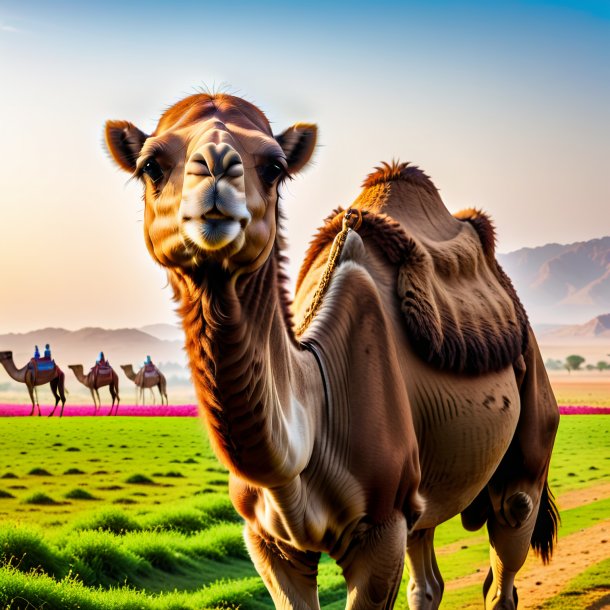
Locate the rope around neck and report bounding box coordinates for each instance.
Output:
[295,208,363,338]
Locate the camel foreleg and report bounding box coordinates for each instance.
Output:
[406,528,443,609]
[27,384,41,416]
[244,525,321,610]
[338,512,407,610]
[484,494,541,610]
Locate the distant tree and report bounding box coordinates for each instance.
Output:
[565,354,586,372]
[585,364,596,371]
[544,358,565,371]
[596,360,610,372]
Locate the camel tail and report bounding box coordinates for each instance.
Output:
[530,481,559,564]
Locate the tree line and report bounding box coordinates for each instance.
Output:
[545,354,610,373]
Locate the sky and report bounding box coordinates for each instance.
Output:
[0,0,608,334]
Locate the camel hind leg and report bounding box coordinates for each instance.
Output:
[406,528,443,609]
[109,384,119,415]
[244,525,321,609]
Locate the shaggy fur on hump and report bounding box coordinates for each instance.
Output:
[298,205,529,375]
[362,160,440,197]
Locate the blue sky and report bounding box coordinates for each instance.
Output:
[0,0,608,331]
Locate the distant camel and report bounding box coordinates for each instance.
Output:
[68,364,120,415]
[120,364,168,405]
[0,351,67,416]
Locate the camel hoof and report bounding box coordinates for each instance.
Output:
[505,492,533,527]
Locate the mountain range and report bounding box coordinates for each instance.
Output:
[0,325,188,373]
[498,236,610,325]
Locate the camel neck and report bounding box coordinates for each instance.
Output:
[0,356,26,382]
[172,251,321,487]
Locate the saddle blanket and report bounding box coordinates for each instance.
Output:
[30,358,56,372]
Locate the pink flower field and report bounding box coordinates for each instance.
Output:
[0,404,607,416]
[0,404,198,417]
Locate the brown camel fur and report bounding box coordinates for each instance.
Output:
[68,364,120,415]
[106,93,559,610]
[120,364,168,405]
[0,351,67,416]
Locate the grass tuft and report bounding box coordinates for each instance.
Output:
[23,492,60,505]
[64,488,98,501]
[73,509,142,534]
[0,490,15,499]
[27,468,52,476]
[0,525,67,578]
[63,468,86,475]
[0,473,18,479]
[125,474,155,485]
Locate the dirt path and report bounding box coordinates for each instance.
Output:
[443,484,610,608]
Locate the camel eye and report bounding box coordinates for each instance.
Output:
[142,159,164,184]
[261,162,284,185]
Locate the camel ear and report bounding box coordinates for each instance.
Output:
[275,123,317,175]
[105,120,149,173]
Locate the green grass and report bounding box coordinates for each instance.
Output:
[0,415,607,609]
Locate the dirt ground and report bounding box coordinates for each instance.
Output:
[445,484,610,609]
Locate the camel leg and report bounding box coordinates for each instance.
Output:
[109,385,119,415]
[484,496,541,610]
[90,388,97,412]
[338,512,407,610]
[34,386,41,415]
[244,525,321,610]
[49,379,61,417]
[150,387,156,405]
[406,528,443,609]
[26,384,38,416]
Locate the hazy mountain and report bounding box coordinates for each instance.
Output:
[498,236,610,324]
[538,314,610,342]
[0,327,187,371]
[139,323,184,342]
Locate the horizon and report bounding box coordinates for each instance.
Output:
[1,0,608,333]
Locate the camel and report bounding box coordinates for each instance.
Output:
[0,351,67,416]
[120,364,168,405]
[105,92,559,610]
[68,363,120,414]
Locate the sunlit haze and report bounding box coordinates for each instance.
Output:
[0,0,608,333]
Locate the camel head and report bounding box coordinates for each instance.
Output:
[0,351,12,361]
[105,93,317,274]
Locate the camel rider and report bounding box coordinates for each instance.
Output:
[97,351,106,366]
[44,344,51,360]
[34,345,40,359]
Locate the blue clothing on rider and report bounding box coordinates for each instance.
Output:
[44,344,51,359]
[145,355,152,366]
[34,345,40,359]
[97,351,105,363]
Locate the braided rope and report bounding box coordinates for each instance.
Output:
[295,209,363,338]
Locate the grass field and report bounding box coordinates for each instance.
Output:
[0,414,608,609]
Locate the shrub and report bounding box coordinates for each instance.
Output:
[0,473,18,479]
[23,493,60,505]
[0,490,15,499]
